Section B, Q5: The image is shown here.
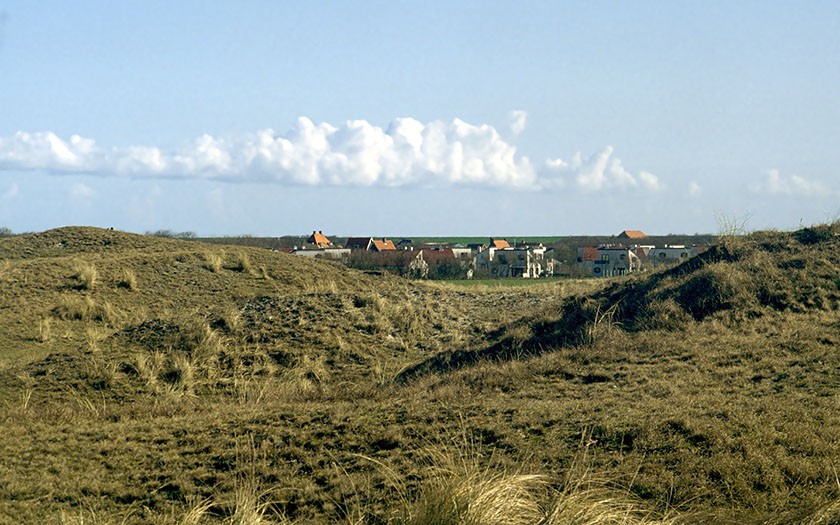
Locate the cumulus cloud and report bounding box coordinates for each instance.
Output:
[542,146,662,192]
[0,116,658,193]
[751,169,833,197]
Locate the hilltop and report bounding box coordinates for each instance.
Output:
[0,225,837,524]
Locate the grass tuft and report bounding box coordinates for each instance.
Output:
[116,269,138,291]
[231,252,254,274]
[203,251,224,273]
[71,260,99,290]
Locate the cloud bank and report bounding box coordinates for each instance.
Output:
[0,114,659,192]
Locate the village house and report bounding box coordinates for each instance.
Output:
[407,248,465,279]
[289,230,348,259]
[306,231,333,248]
[577,245,641,277]
[345,237,397,252]
[344,237,374,251]
[449,245,473,260]
[475,239,551,278]
[474,238,509,267]
[371,238,397,251]
[617,230,647,241]
[576,230,710,276]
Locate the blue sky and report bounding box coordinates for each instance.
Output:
[1,2,838,236]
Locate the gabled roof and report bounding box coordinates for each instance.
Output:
[418,248,456,264]
[618,230,647,239]
[490,238,510,249]
[307,231,332,248]
[345,237,373,250]
[371,239,396,251]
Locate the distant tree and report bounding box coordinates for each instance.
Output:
[0,227,12,237]
[146,230,196,239]
[428,260,462,279]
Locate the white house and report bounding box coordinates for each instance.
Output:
[577,245,640,277]
[477,241,550,278]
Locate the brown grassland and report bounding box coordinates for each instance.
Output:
[0,225,838,524]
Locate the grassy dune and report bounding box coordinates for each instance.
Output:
[0,226,838,524]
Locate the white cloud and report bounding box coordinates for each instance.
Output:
[508,110,528,136]
[0,116,656,193]
[638,171,662,192]
[751,169,833,196]
[0,132,97,171]
[543,146,661,193]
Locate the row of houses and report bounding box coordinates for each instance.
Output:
[576,230,706,278]
[292,230,705,279]
[291,231,553,279]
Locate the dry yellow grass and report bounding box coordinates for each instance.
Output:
[0,226,838,524]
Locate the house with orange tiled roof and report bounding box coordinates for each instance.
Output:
[617,230,647,240]
[371,238,397,252]
[490,238,511,249]
[306,230,333,248]
[345,237,397,252]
